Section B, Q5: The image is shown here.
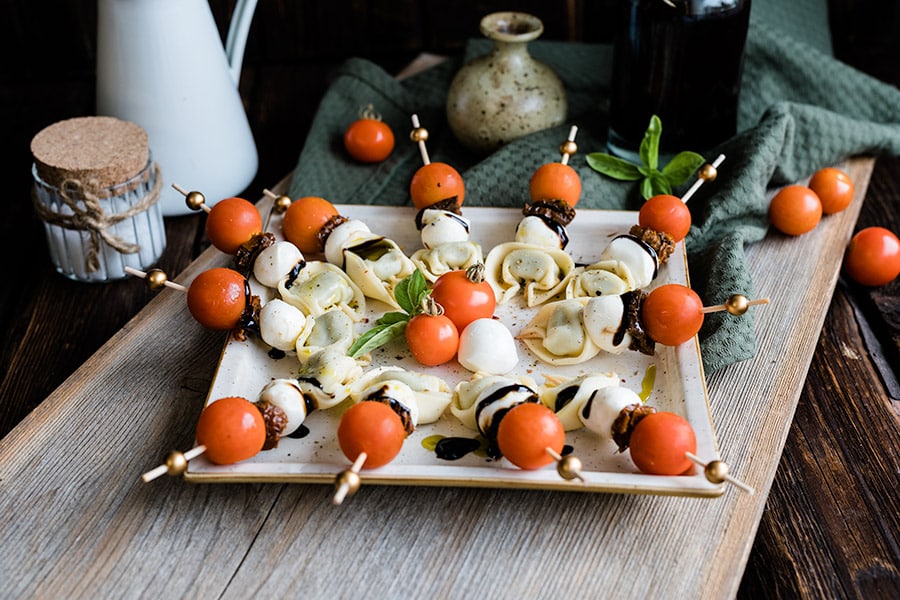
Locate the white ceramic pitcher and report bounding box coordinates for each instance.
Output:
[97,0,259,216]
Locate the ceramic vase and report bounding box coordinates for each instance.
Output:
[446,12,567,155]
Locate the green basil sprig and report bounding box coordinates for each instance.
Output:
[347,269,428,358]
[586,115,705,200]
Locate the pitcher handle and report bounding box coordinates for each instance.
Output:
[225,0,259,84]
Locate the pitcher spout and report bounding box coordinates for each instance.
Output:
[225,0,259,84]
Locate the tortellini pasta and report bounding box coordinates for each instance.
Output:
[483,242,575,306]
[277,260,366,321]
[341,235,417,309]
[296,346,364,410]
[566,235,658,299]
[540,373,620,431]
[519,298,600,366]
[350,366,452,428]
[450,374,540,439]
[410,241,483,283]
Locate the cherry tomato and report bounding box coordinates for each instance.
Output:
[529,162,582,207]
[429,266,496,332]
[843,226,900,287]
[629,411,697,475]
[344,117,395,163]
[187,267,247,330]
[337,401,407,469]
[205,197,262,255]
[195,396,266,465]
[641,284,704,347]
[405,311,459,366]
[639,194,691,242]
[410,162,465,210]
[768,185,822,236]
[809,167,854,214]
[496,402,565,470]
[282,196,339,254]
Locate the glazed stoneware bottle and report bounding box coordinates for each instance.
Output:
[446,12,567,155]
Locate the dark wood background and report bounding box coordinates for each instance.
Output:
[2,1,898,597]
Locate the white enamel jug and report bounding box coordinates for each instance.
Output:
[97,0,259,216]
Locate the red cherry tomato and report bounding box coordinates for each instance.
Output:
[405,311,459,366]
[429,267,496,333]
[629,411,697,475]
[843,226,900,287]
[187,267,247,330]
[641,284,704,347]
[195,396,266,465]
[639,194,691,242]
[529,162,582,207]
[344,117,395,163]
[337,401,407,469]
[205,197,263,255]
[496,402,565,470]
[768,185,822,236]
[808,167,854,215]
[409,162,465,210]
[282,196,339,254]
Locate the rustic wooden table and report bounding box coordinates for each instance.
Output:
[2,4,899,598]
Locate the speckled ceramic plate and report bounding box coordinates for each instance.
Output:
[186,205,723,497]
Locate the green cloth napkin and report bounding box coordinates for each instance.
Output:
[289,0,900,374]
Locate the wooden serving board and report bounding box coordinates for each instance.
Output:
[0,157,872,598]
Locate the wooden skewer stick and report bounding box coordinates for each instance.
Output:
[545,447,586,483]
[261,188,292,232]
[700,294,770,316]
[681,153,726,204]
[559,125,579,166]
[141,445,208,482]
[685,452,755,495]
[333,452,367,506]
[124,266,188,292]
[410,114,431,165]
[171,183,212,213]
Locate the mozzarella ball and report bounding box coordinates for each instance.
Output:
[253,241,304,288]
[258,378,309,436]
[579,386,642,437]
[259,298,307,351]
[515,215,564,249]
[324,219,371,266]
[457,318,518,374]
[420,209,471,248]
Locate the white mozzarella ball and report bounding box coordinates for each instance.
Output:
[420,209,471,248]
[324,219,371,266]
[258,378,309,436]
[599,236,658,289]
[582,295,630,354]
[579,386,642,437]
[259,298,307,351]
[254,241,304,288]
[515,215,563,249]
[457,318,518,374]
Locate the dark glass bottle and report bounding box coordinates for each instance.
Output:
[607,0,751,160]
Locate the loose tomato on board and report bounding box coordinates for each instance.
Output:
[808,167,854,214]
[195,396,266,465]
[429,265,496,332]
[843,226,900,287]
[344,114,395,163]
[529,162,582,207]
[205,197,262,255]
[186,267,247,330]
[496,402,565,470]
[282,196,339,254]
[629,411,697,476]
[768,185,823,236]
[337,401,407,469]
[405,309,460,367]
[641,284,704,347]
[409,162,465,210]
[639,194,692,242]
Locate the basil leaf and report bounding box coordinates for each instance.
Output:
[640,177,654,200]
[394,269,427,314]
[649,172,672,197]
[375,311,409,326]
[662,151,706,188]
[586,153,643,181]
[348,320,408,358]
[639,115,662,171]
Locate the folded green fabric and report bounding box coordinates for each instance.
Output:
[289,1,900,373]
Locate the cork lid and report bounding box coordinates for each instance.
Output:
[31,116,150,190]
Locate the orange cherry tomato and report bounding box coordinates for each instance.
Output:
[768,185,822,236]
[282,196,339,254]
[405,311,459,366]
[529,162,582,207]
[629,411,697,475]
[496,402,565,470]
[843,226,900,287]
[205,197,262,255]
[641,284,704,347]
[195,396,266,465]
[409,162,465,210]
[808,167,854,215]
[337,401,407,469]
[429,268,496,333]
[186,267,247,330]
[639,194,691,242]
[344,117,395,163]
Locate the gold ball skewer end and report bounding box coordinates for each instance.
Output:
[546,448,586,482]
[704,460,730,484]
[410,127,429,143]
[165,450,189,476]
[332,470,362,506]
[559,140,578,157]
[698,164,718,182]
[145,269,169,291]
[725,294,750,316]
[273,195,292,215]
[185,191,207,212]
